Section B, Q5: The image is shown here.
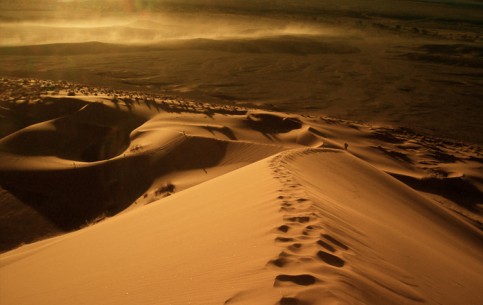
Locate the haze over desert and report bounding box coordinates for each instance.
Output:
[0,1,482,305]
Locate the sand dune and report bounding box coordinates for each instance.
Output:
[1,147,481,305]
[0,78,482,304]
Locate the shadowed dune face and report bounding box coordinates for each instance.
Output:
[0,97,88,139]
[0,136,234,231]
[246,111,303,134]
[391,173,483,213]
[0,98,150,238]
[1,102,146,162]
[0,156,151,231]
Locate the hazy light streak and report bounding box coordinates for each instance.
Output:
[0,13,338,46]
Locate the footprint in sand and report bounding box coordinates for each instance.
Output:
[276,237,295,243]
[286,216,311,223]
[302,225,318,236]
[288,243,303,252]
[278,225,290,233]
[268,251,292,267]
[317,250,345,268]
[269,257,289,268]
[275,274,317,286]
[279,297,303,305]
[280,206,296,212]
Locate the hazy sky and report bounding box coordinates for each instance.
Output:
[0,0,481,45]
[0,0,341,45]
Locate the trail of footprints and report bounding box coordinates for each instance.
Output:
[268,152,350,304]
